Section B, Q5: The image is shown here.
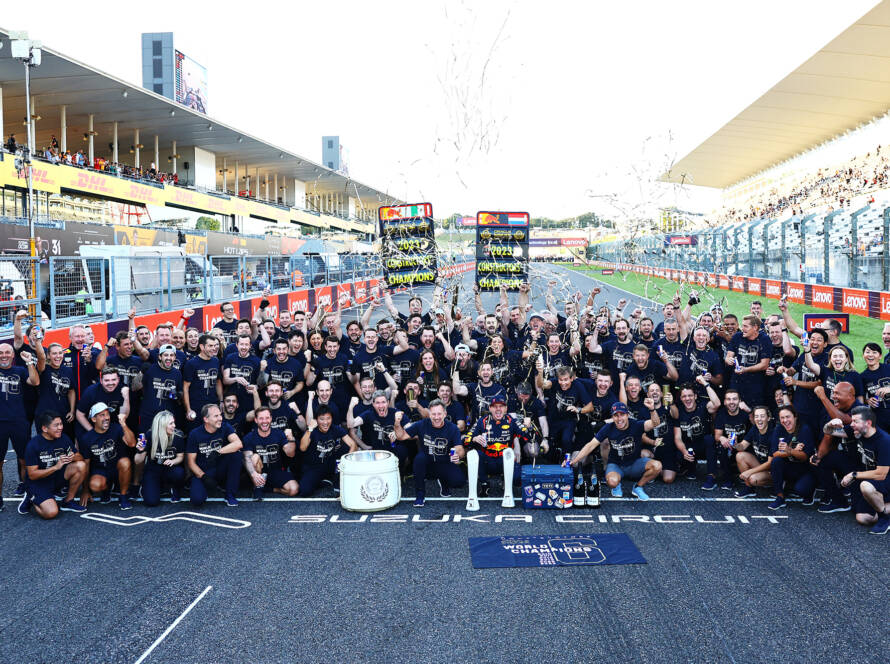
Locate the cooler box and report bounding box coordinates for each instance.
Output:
[521,464,573,509]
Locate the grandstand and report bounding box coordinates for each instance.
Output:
[593,1,890,294]
[0,27,400,243]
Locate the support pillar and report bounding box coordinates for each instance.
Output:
[112,121,119,163]
[222,158,227,193]
[88,113,95,165]
[0,86,4,145]
[154,135,159,170]
[60,104,67,153]
[274,173,278,204]
[172,140,177,176]
[234,162,239,194]
[134,128,140,168]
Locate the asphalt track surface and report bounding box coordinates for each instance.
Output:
[2,264,888,664]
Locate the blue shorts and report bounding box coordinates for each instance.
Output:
[265,467,295,490]
[26,476,63,506]
[852,478,890,515]
[606,457,650,481]
[90,465,119,483]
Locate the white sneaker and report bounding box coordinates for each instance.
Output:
[501,495,515,508]
[466,497,480,511]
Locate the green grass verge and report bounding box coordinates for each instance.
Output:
[570,265,881,371]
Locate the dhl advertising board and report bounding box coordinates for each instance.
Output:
[0,157,371,233]
[475,211,529,291]
[378,203,438,287]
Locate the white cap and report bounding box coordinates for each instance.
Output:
[89,402,110,418]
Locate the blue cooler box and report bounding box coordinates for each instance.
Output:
[521,464,573,509]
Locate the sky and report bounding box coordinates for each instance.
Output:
[1,0,881,220]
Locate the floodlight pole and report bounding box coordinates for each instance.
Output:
[24,56,35,250]
[12,32,41,318]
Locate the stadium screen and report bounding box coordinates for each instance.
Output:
[174,50,208,114]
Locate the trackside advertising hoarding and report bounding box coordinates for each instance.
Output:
[592,261,890,322]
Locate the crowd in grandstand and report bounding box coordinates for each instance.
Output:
[2,278,888,533]
[4,132,178,185]
[713,144,890,225]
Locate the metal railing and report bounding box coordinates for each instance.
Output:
[0,256,41,328]
[593,203,890,291]
[1,252,381,331]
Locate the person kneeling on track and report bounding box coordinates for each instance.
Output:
[186,404,244,507]
[841,406,890,534]
[572,401,661,501]
[242,406,299,500]
[78,402,138,510]
[767,405,816,510]
[734,405,774,497]
[671,379,721,487]
[297,405,355,497]
[142,410,186,506]
[394,399,465,507]
[18,411,87,518]
[463,395,528,511]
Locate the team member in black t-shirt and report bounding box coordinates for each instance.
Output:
[572,401,661,500]
[842,406,890,534]
[141,411,186,506]
[298,405,355,496]
[767,405,816,510]
[0,343,40,501]
[735,405,775,497]
[19,412,87,518]
[242,407,299,499]
[79,402,138,509]
[186,404,244,507]
[395,400,465,506]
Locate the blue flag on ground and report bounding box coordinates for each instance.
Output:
[469,534,646,568]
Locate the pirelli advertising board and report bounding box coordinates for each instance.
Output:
[378,203,438,287]
[475,211,530,291]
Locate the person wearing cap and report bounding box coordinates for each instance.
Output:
[138,344,184,431]
[78,402,138,509]
[571,399,662,501]
[76,366,129,440]
[448,342,478,386]
[463,394,529,509]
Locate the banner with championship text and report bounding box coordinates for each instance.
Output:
[475,211,530,291]
[379,203,438,288]
[469,534,646,568]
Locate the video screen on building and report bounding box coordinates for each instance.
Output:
[175,50,208,114]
